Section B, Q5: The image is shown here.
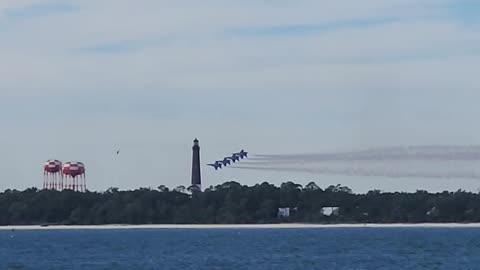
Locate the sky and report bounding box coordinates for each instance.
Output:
[1,0,480,193]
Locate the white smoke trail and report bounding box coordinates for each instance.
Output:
[236,145,480,180]
[252,145,480,163]
[230,165,480,180]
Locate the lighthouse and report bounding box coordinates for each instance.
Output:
[191,138,202,191]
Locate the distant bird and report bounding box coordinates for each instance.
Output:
[116,150,120,155]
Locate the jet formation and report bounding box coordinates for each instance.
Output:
[207,150,248,170]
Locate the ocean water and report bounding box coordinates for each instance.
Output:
[1,228,480,270]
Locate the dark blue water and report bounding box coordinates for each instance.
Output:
[1,228,480,269]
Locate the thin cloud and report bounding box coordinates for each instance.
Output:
[0,1,77,22]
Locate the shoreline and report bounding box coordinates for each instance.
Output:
[3,223,480,230]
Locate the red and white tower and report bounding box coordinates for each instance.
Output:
[43,160,63,190]
[62,161,86,192]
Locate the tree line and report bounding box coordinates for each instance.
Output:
[1,181,479,225]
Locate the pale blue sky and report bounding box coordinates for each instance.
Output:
[1,0,479,193]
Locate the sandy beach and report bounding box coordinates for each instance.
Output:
[2,223,480,230]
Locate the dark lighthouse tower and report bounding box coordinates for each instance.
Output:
[191,138,202,191]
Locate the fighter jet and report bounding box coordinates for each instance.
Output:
[228,155,240,163]
[220,158,231,166]
[207,161,223,170]
[233,150,248,159]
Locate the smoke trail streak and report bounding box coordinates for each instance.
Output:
[237,145,480,180]
[231,166,480,180]
[252,145,480,163]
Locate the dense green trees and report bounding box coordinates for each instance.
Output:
[1,182,480,225]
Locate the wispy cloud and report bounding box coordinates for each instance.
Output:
[228,17,399,37]
[1,1,77,20]
[78,41,143,54]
